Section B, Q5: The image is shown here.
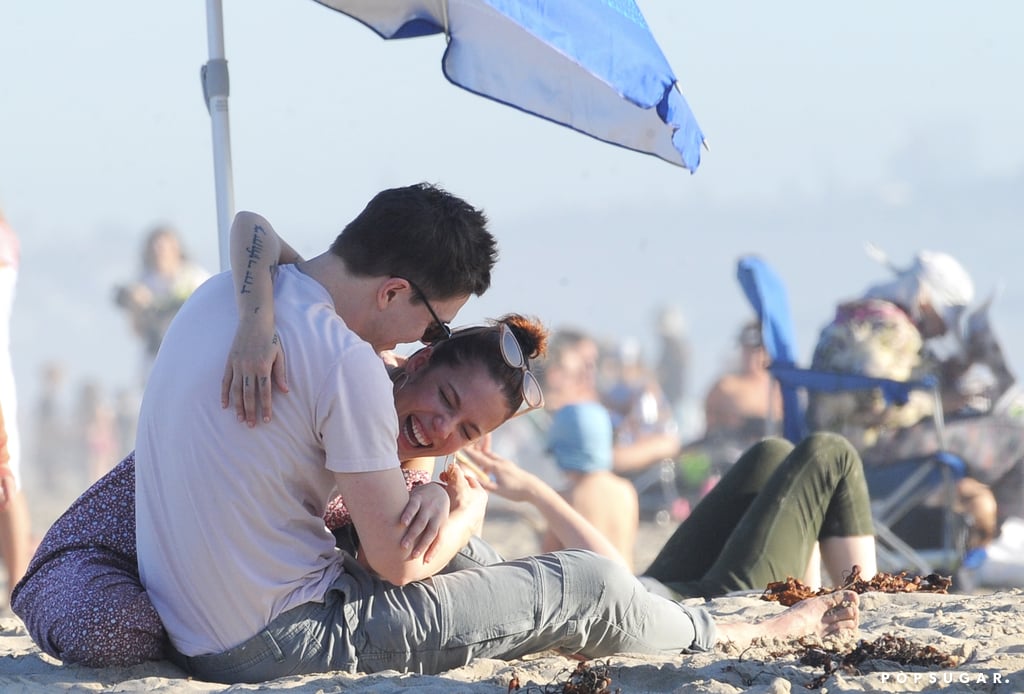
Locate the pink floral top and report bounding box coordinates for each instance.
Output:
[322,467,433,528]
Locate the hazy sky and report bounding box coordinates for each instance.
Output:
[2,1,1023,429]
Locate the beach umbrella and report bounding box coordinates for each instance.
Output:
[201,0,706,269]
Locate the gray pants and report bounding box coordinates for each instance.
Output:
[173,548,716,684]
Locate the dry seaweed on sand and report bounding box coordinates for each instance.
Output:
[508,660,621,693]
[767,633,960,689]
[760,565,953,607]
[757,565,960,690]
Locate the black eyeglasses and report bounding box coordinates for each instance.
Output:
[403,278,452,344]
[451,323,545,416]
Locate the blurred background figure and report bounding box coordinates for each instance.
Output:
[807,248,976,449]
[598,337,684,525]
[703,320,782,448]
[807,248,1013,559]
[653,305,692,433]
[113,388,140,465]
[31,361,70,494]
[76,380,120,484]
[0,208,31,599]
[539,328,639,569]
[114,225,210,385]
[603,337,682,477]
[666,320,784,513]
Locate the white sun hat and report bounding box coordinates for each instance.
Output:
[864,244,974,332]
[912,250,975,331]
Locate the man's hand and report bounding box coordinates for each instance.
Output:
[221,319,288,426]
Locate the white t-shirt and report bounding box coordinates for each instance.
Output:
[136,265,399,656]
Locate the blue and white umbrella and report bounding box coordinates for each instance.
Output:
[202,0,706,268]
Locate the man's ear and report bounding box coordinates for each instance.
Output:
[403,345,434,374]
[377,277,410,310]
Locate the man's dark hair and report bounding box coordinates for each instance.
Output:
[330,183,497,300]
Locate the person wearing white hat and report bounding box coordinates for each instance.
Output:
[809,247,984,445]
[861,248,974,344]
[807,247,1011,554]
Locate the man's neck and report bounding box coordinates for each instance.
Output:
[298,253,378,347]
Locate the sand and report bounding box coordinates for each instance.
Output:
[2,511,1023,693]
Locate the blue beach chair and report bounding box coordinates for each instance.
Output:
[735,254,969,576]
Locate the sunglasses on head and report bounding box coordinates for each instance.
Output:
[449,323,545,416]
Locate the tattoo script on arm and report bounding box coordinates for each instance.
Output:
[240,223,266,301]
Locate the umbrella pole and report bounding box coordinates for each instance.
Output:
[202,0,235,271]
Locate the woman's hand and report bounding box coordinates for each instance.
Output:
[398,480,452,561]
[221,316,288,426]
[439,461,489,542]
[460,435,539,503]
[223,211,301,425]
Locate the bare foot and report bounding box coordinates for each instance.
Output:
[716,590,859,649]
[770,589,859,639]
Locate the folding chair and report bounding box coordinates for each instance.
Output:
[736,254,969,575]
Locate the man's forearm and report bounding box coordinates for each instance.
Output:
[369,503,478,583]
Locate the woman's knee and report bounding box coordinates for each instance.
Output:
[14,555,167,667]
[802,433,874,538]
[555,551,685,655]
[57,588,167,666]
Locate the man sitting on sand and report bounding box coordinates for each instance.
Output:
[133,185,859,684]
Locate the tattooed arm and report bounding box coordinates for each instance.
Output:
[220,211,304,426]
